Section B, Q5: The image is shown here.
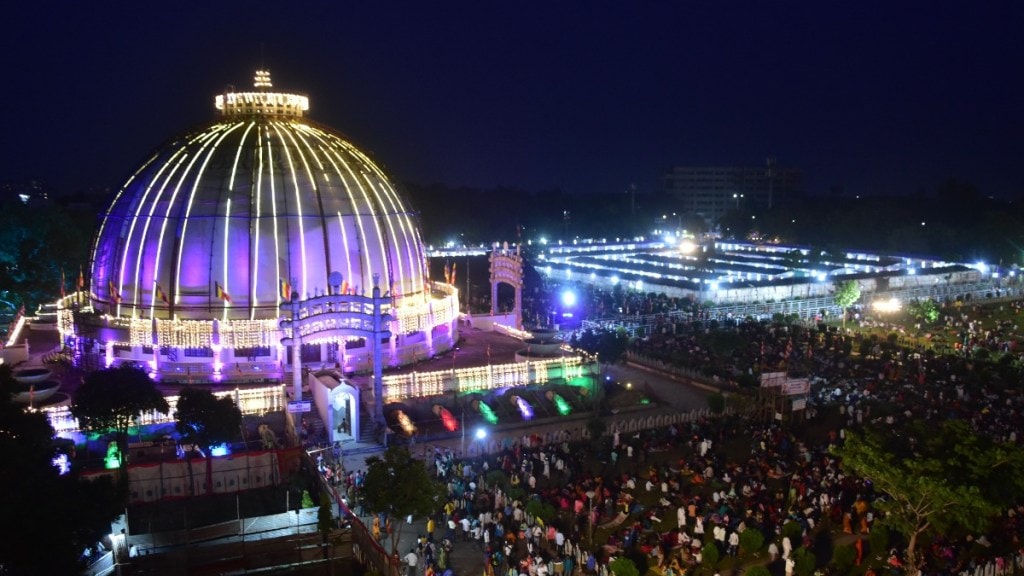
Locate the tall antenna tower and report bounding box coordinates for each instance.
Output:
[766,157,776,209]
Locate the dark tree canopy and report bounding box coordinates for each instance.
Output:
[571,327,630,365]
[0,198,92,313]
[0,365,124,573]
[71,365,170,466]
[832,424,1019,575]
[174,386,243,454]
[361,446,446,553]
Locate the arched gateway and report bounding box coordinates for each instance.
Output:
[489,242,524,329]
[280,273,392,437]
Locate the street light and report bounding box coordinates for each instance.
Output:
[585,490,596,545]
[473,426,485,457]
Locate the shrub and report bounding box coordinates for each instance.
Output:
[831,543,857,574]
[781,520,803,543]
[609,556,640,576]
[792,547,817,576]
[486,470,509,490]
[701,539,719,567]
[739,528,765,555]
[525,499,556,524]
[745,567,771,576]
[707,393,726,414]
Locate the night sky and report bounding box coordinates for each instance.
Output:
[2,2,1021,199]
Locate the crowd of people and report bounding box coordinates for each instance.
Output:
[321,296,1024,576]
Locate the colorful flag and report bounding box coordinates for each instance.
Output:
[77,266,85,291]
[443,262,451,284]
[60,269,66,299]
[155,284,170,306]
[450,262,457,285]
[280,277,292,301]
[215,281,232,303]
[341,279,349,295]
[108,280,121,304]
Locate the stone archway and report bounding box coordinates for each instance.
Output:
[489,242,524,329]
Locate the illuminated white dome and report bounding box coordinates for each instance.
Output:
[91,71,427,320]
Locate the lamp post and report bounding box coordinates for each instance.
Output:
[585,490,596,546]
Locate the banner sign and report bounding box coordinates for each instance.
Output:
[760,372,787,387]
[781,378,810,396]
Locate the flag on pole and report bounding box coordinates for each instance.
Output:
[280,277,292,301]
[341,279,349,295]
[77,266,85,291]
[443,262,451,284]
[60,269,66,299]
[108,280,121,304]
[215,281,232,303]
[450,262,457,285]
[155,284,170,306]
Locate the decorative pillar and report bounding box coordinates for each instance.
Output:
[372,274,385,426]
[290,296,302,401]
[515,244,523,328]
[151,317,160,374]
[276,293,299,397]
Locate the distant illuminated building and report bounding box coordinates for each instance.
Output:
[663,160,803,223]
[63,70,459,378]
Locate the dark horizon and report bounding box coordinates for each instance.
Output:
[1,3,1022,199]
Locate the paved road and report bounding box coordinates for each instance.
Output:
[605,362,714,409]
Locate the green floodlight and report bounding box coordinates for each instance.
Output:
[478,401,499,425]
[104,442,122,469]
[552,392,572,416]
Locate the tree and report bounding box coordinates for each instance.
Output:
[174,386,243,495]
[0,199,92,312]
[361,447,446,554]
[572,328,629,367]
[0,365,124,573]
[833,280,861,327]
[906,298,940,324]
[832,430,1003,575]
[174,386,242,455]
[71,365,170,467]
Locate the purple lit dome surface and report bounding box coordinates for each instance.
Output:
[90,73,427,320]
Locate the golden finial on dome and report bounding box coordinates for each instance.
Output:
[254,70,272,89]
